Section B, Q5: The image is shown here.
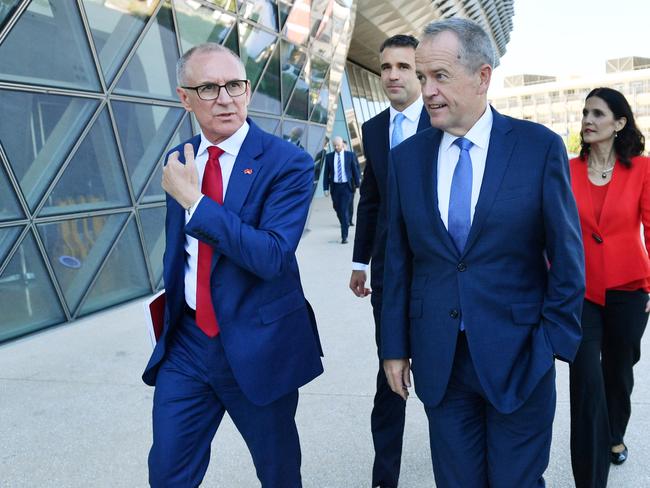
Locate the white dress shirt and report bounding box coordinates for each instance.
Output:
[333,150,348,183]
[184,121,250,309]
[437,106,493,229]
[352,97,424,272]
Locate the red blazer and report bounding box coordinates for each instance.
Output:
[570,155,650,304]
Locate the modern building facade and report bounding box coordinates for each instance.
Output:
[0,0,514,342]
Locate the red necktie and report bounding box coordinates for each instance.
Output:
[195,145,224,337]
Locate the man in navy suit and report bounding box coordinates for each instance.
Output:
[143,43,323,487]
[323,136,360,243]
[348,34,429,488]
[382,19,585,487]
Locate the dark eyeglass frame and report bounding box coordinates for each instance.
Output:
[181,79,249,100]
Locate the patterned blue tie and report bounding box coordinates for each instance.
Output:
[391,113,405,148]
[336,152,342,182]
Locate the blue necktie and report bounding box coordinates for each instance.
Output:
[336,152,342,182]
[391,113,405,148]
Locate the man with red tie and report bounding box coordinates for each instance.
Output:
[142,43,323,487]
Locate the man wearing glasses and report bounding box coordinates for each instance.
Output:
[142,43,323,487]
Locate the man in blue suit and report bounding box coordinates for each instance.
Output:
[382,19,585,487]
[349,34,429,488]
[142,43,323,487]
[323,136,360,243]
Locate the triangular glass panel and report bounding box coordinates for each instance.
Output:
[307,124,326,157]
[238,0,278,32]
[77,216,150,317]
[0,0,21,32]
[0,1,100,91]
[210,0,237,12]
[224,21,239,52]
[141,114,193,203]
[280,121,307,150]
[138,206,166,286]
[285,61,309,120]
[175,0,236,53]
[238,21,277,91]
[112,100,184,198]
[37,212,128,312]
[309,0,329,37]
[250,115,279,135]
[114,2,179,101]
[39,107,131,217]
[0,225,22,269]
[82,0,159,86]
[250,42,281,114]
[281,0,309,45]
[278,0,294,29]
[281,41,306,109]
[310,66,330,124]
[0,89,99,212]
[0,229,66,342]
[0,162,23,222]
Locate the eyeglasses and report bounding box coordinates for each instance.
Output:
[181,79,249,100]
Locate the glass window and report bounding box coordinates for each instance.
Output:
[138,206,165,286]
[307,124,326,158]
[112,100,185,197]
[82,0,158,86]
[114,2,179,101]
[37,212,128,312]
[238,0,278,32]
[0,0,100,91]
[239,21,277,91]
[278,0,293,29]
[250,115,279,134]
[281,40,306,108]
[0,89,99,212]
[0,225,22,268]
[250,42,282,114]
[285,66,309,120]
[309,56,329,122]
[174,0,236,53]
[310,0,333,58]
[281,120,307,149]
[310,70,330,124]
[281,0,309,45]
[0,0,21,32]
[78,217,151,316]
[39,108,131,216]
[0,162,23,222]
[0,229,67,341]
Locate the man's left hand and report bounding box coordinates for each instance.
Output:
[383,358,411,400]
[162,143,202,210]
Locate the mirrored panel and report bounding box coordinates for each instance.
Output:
[175,0,236,53]
[238,21,277,91]
[285,62,309,120]
[282,0,309,45]
[112,100,184,197]
[0,0,21,32]
[39,108,131,217]
[78,216,150,316]
[37,212,128,312]
[307,123,326,157]
[249,42,281,114]
[278,0,293,29]
[0,162,23,222]
[281,120,306,149]
[0,230,66,342]
[281,40,306,108]
[138,205,165,286]
[0,0,100,90]
[238,0,278,32]
[0,89,99,212]
[114,2,179,100]
[82,0,158,86]
[250,115,279,134]
[309,57,329,123]
[0,224,22,268]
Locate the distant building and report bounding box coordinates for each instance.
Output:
[489,57,650,154]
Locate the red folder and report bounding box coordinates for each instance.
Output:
[144,290,165,347]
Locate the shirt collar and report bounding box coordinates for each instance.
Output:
[389,96,424,124]
[441,104,493,152]
[197,120,250,158]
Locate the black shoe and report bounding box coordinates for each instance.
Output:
[611,444,628,465]
[341,238,348,244]
[350,221,354,226]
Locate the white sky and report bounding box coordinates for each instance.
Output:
[490,0,650,92]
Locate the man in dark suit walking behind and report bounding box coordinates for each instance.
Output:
[348,34,430,488]
[382,19,585,487]
[323,135,360,243]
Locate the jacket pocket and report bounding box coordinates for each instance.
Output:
[511,302,542,325]
[259,289,305,324]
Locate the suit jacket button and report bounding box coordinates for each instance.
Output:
[592,232,604,244]
[457,262,467,272]
[450,309,459,319]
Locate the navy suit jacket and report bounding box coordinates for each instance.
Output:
[323,150,360,192]
[353,106,430,300]
[142,119,323,406]
[381,108,585,413]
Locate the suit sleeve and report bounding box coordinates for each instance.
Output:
[380,152,412,359]
[353,125,380,265]
[323,155,330,192]
[352,152,361,187]
[541,134,585,362]
[185,150,313,282]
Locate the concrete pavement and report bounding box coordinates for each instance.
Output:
[1,196,649,487]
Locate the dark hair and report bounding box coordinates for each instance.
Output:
[579,87,645,167]
[379,34,419,53]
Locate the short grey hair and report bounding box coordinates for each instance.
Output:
[176,43,245,85]
[422,18,495,73]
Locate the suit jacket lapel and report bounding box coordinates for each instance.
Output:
[417,107,430,132]
[572,160,598,229]
[224,119,263,214]
[463,109,515,256]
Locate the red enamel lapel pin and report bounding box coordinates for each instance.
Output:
[243,168,253,174]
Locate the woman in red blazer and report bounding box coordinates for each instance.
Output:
[569,87,650,488]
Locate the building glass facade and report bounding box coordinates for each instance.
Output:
[0,0,357,342]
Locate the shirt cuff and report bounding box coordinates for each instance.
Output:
[186,195,204,220]
[352,262,368,271]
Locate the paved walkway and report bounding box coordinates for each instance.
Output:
[1,196,649,487]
